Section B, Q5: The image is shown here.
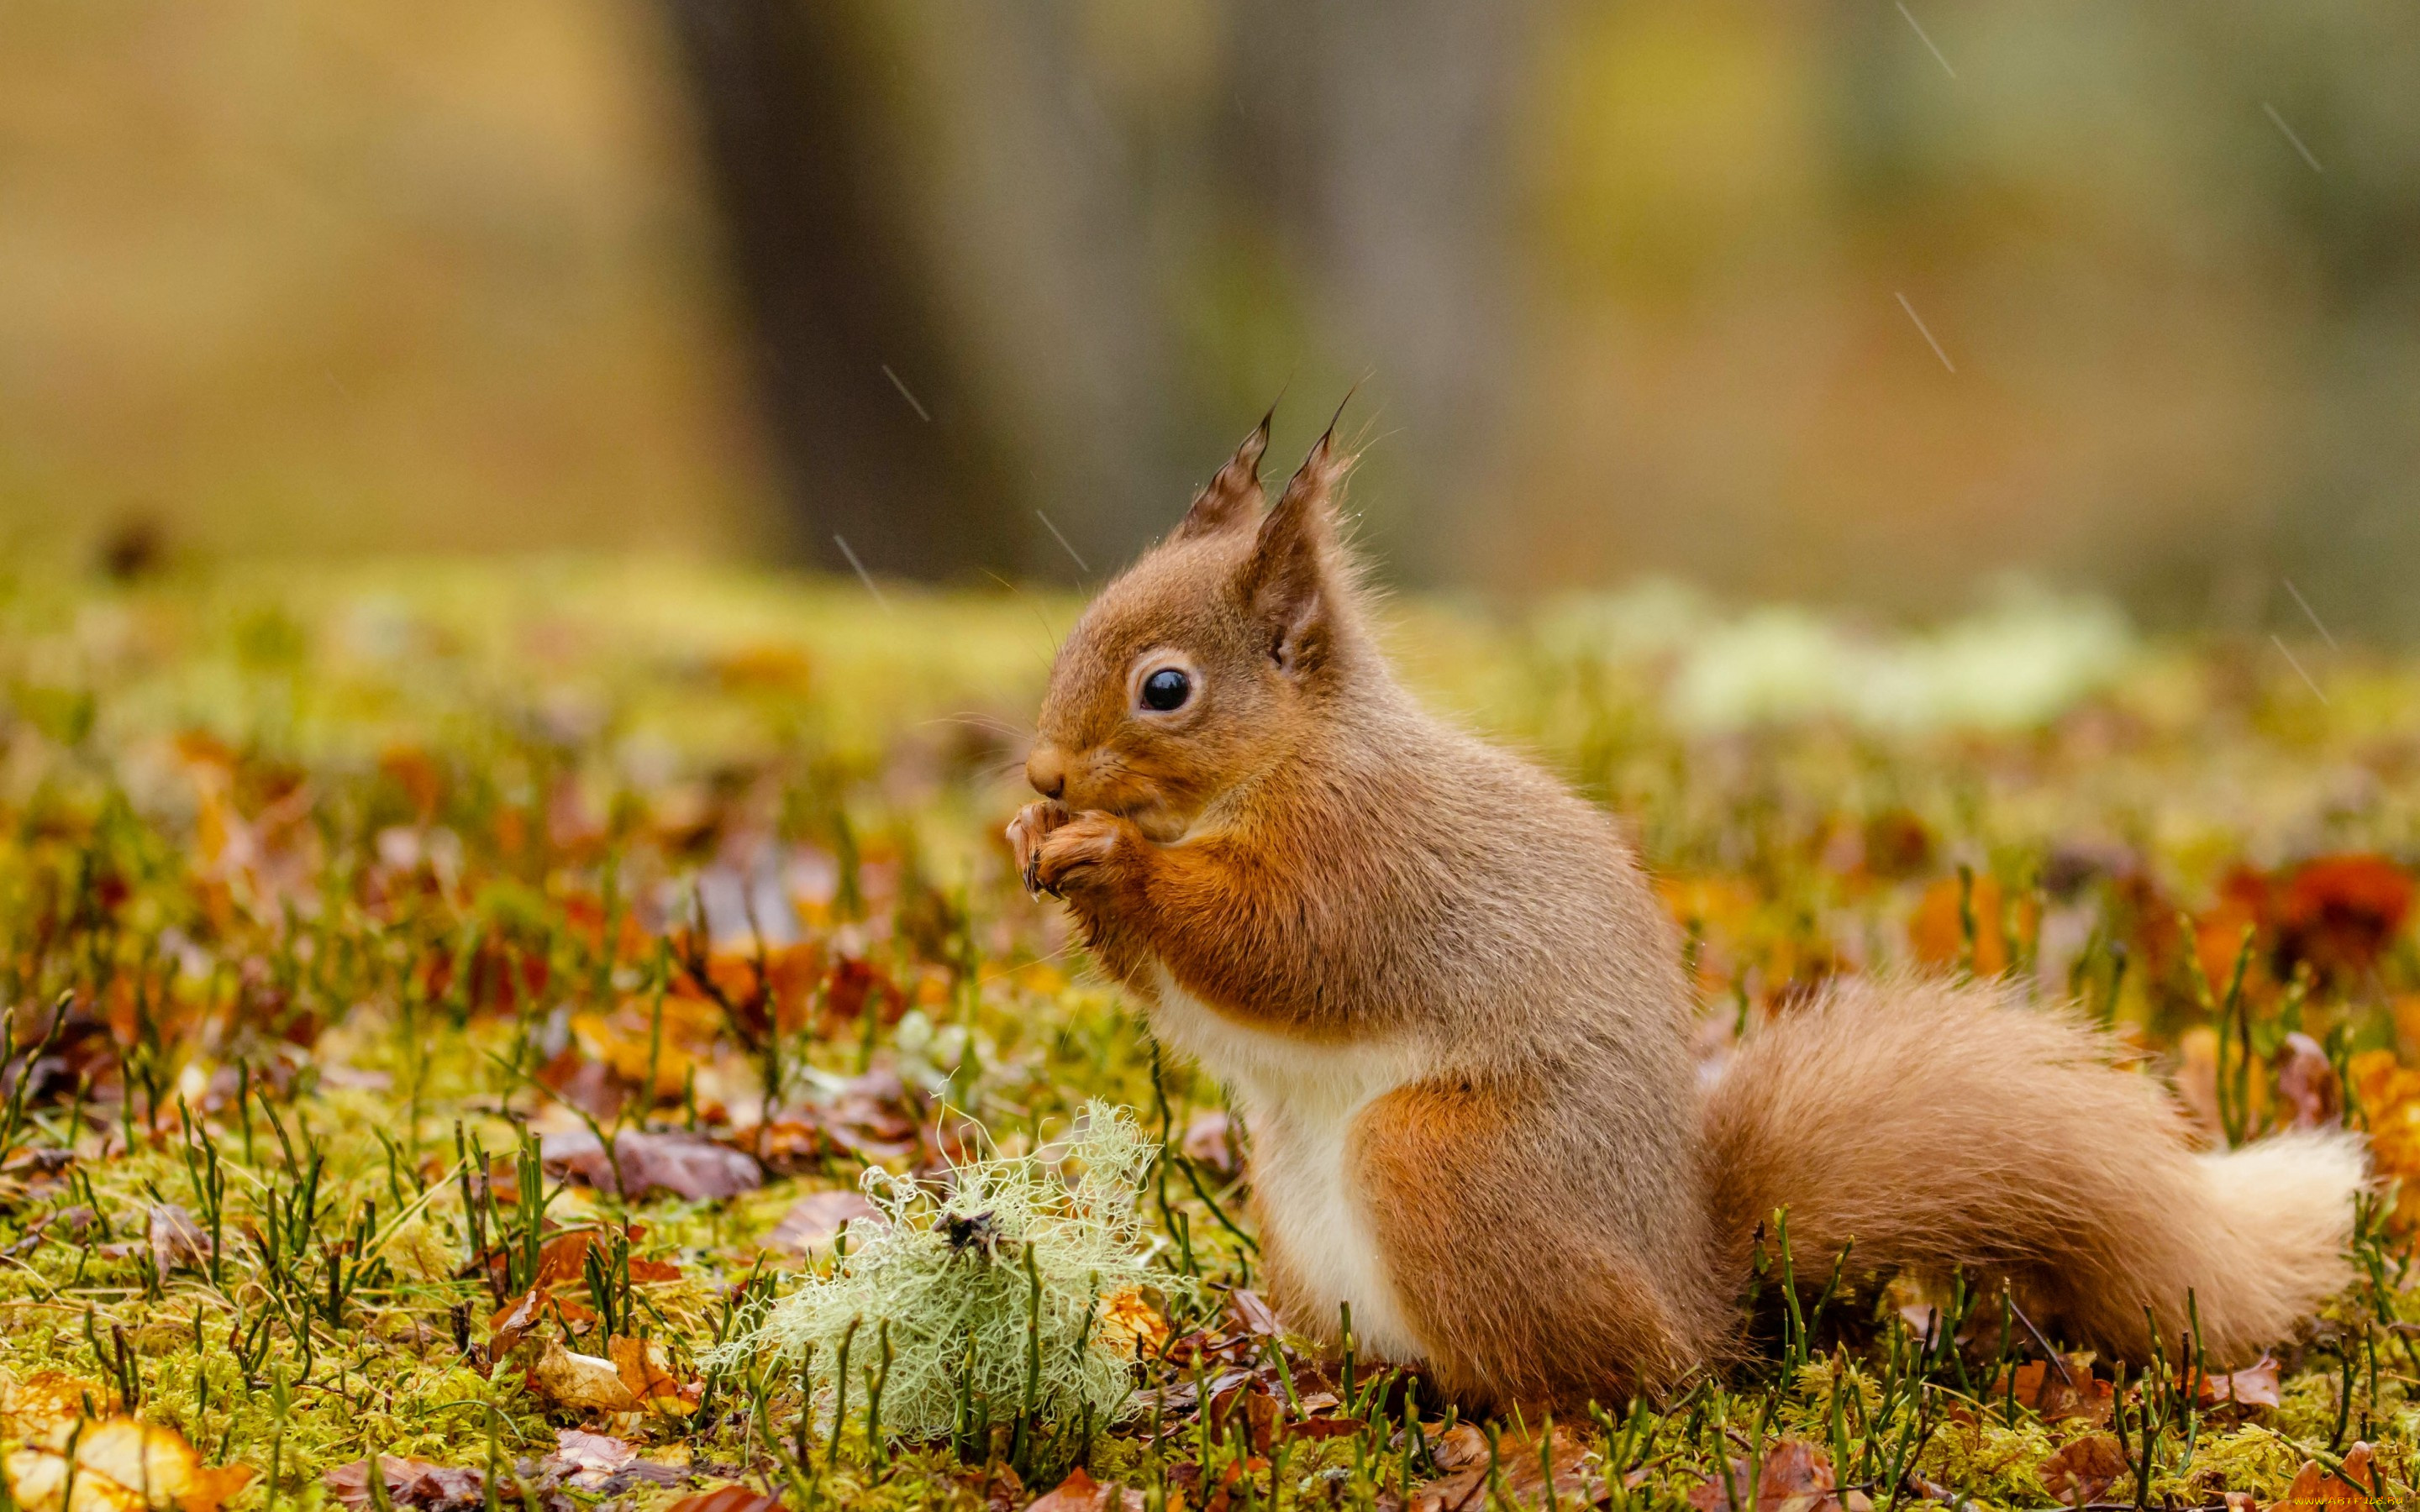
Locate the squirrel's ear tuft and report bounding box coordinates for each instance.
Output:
[1243,428,1355,680]
[1173,413,1271,539]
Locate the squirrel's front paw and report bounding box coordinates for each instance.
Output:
[1007,800,1071,895]
[1030,811,1139,899]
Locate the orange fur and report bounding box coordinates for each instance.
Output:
[1702,974,2365,1362]
[1010,419,2365,1410]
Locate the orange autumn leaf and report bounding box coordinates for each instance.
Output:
[1909,873,2035,977]
[1686,1437,1861,1512]
[3,1420,252,1512]
[608,1336,694,1416]
[1027,1467,1147,1512]
[2037,1435,2128,1508]
[2276,1442,2381,1509]
[2350,1050,2420,1233]
[2280,855,2414,981]
[663,1489,785,1512]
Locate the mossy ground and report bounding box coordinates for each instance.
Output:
[2,560,2417,1510]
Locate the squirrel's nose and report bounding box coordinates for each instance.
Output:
[1025,745,1067,799]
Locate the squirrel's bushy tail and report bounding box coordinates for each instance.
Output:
[1699,974,2364,1362]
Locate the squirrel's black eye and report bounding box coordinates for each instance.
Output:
[1140,668,1192,712]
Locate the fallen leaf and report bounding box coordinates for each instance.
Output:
[528,1230,681,1291]
[2280,856,2412,980]
[538,1429,683,1491]
[1686,1437,1865,1512]
[6,1418,253,1512]
[146,1205,211,1281]
[1226,1291,1282,1339]
[526,1338,640,1414]
[1028,1467,1147,1512]
[1095,1287,1170,1357]
[1429,1424,1488,1473]
[755,1073,927,1170]
[1909,873,2032,977]
[324,1455,486,1512]
[544,1129,760,1202]
[960,1462,1024,1512]
[487,1287,594,1356]
[2004,1357,2115,1425]
[0,1371,113,1448]
[1205,1378,1283,1455]
[661,1489,784,1512]
[533,1232,596,1289]
[2192,1354,2282,1410]
[2037,1434,2128,1507]
[765,1189,885,1254]
[535,1048,626,1124]
[2278,1442,2379,1510]
[608,1336,696,1416]
[1413,1425,1612,1512]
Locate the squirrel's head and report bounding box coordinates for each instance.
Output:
[1026,414,1373,840]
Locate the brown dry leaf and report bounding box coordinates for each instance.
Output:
[534,1231,601,1289]
[1027,1467,1147,1512]
[822,957,904,1037]
[536,1428,685,1493]
[1413,1425,1607,1512]
[756,1072,926,1171]
[324,1455,486,1512]
[1205,1378,1283,1456]
[1429,1424,1487,1473]
[966,1462,1027,1512]
[528,1230,681,1292]
[765,1189,885,1254]
[2278,1442,2381,1510]
[5,1418,253,1512]
[145,1206,211,1282]
[2036,1434,2128,1508]
[2193,1354,2282,1410]
[547,1430,635,1483]
[610,1130,761,1201]
[535,1049,626,1124]
[488,1287,568,1357]
[1226,1290,1283,1339]
[1686,1438,1865,1512]
[2005,1357,2115,1425]
[526,1338,640,1414]
[661,1488,785,1512]
[608,1336,695,1416]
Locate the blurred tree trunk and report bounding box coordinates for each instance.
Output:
[655,0,1532,586]
[1228,0,1534,585]
[656,0,1017,580]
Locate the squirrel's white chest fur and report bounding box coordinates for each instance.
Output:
[1145,966,1434,1362]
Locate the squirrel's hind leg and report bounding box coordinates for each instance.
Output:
[1346,1078,1708,1412]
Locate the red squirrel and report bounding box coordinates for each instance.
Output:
[1007,416,2364,1410]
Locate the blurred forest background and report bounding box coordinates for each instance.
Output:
[4,2,2417,636]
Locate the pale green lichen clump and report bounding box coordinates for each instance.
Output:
[718,1100,1176,1451]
